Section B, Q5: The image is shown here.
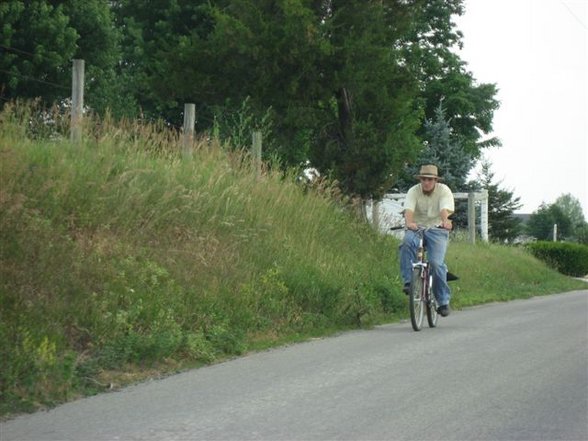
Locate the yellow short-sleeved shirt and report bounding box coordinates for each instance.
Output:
[404,183,455,227]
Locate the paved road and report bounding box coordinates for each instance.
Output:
[2,290,587,441]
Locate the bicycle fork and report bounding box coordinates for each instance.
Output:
[414,239,434,305]
[412,262,434,304]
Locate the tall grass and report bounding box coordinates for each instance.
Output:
[1,102,584,416]
[0,103,401,414]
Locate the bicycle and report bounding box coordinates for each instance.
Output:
[391,225,444,331]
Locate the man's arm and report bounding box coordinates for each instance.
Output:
[440,208,453,230]
[439,184,455,230]
[404,209,418,231]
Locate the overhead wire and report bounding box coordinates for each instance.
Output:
[0,68,70,91]
[0,44,37,58]
[1,44,71,92]
[559,1,587,30]
[1,45,192,127]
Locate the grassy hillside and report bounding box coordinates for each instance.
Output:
[1,104,585,416]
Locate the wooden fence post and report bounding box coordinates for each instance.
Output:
[252,130,262,178]
[372,200,380,231]
[480,190,489,242]
[70,59,84,144]
[182,103,195,157]
[468,192,476,244]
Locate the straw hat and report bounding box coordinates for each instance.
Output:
[415,164,442,180]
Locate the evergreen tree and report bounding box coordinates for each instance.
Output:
[473,160,522,243]
[396,101,474,192]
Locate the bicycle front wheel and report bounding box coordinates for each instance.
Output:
[409,268,424,331]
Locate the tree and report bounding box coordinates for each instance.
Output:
[0,0,498,202]
[5,0,499,203]
[391,0,500,195]
[554,194,586,229]
[402,0,501,159]
[576,224,588,245]
[0,0,129,116]
[114,0,424,199]
[113,0,332,156]
[421,68,500,158]
[309,0,423,199]
[1,1,78,104]
[391,0,501,228]
[553,194,588,243]
[527,203,572,241]
[394,102,479,230]
[63,0,132,117]
[109,0,499,201]
[396,101,474,192]
[471,159,522,243]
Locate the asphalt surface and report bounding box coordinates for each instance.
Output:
[2,290,587,441]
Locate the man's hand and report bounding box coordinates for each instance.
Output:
[440,209,453,231]
[406,222,418,231]
[440,219,453,230]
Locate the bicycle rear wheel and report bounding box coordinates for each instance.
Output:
[426,278,438,328]
[409,268,424,331]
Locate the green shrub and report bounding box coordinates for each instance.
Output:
[526,241,588,277]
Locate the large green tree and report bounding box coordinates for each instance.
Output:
[114,0,424,198]
[309,1,423,198]
[113,0,330,157]
[402,0,501,159]
[1,1,77,104]
[115,0,499,199]
[0,0,129,115]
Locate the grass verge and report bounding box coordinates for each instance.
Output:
[1,102,585,417]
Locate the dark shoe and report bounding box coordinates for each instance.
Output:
[447,271,459,281]
[402,283,411,295]
[437,305,450,317]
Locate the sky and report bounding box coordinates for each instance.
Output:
[454,0,588,217]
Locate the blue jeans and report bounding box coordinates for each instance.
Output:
[400,229,451,307]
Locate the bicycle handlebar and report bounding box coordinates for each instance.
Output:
[389,225,447,232]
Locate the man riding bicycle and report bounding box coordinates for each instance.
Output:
[400,165,455,317]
